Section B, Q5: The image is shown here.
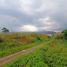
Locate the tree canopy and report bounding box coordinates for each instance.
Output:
[1,27,9,32]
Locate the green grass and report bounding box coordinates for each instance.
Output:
[5,48,49,67]
[5,39,67,67]
[43,39,67,67]
[0,40,42,57]
[0,33,49,57]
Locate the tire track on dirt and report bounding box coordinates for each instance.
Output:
[0,44,43,67]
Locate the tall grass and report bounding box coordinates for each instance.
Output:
[0,32,49,57]
[5,39,67,67]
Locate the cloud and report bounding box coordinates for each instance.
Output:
[20,25,38,32]
[37,16,60,31]
[0,0,67,32]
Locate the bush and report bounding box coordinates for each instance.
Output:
[54,32,63,39]
[62,30,67,39]
[0,37,4,42]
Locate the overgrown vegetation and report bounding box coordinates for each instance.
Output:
[5,39,67,67]
[4,30,67,67]
[0,29,67,67]
[62,29,67,39]
[0,32,49,57]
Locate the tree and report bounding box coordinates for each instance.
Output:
[62,29,67,39]
[1,27,9,32]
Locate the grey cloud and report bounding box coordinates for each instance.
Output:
[0,0,67,32]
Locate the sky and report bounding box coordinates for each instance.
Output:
[0,0,67,32]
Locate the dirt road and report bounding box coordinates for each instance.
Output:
[0,44,43,67]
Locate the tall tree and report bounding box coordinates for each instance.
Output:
[1,27,9,32]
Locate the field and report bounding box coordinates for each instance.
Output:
[5,37,67,67]
[0,32,67,67]
[0,32,49,57]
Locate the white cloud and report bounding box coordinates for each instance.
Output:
[35,0,55,12]
[0,0,67,32]
[18,0,34,15]
[39,17,55,26]
[18,0,56,15]
[38,16,60,31]
[20,25,38,32]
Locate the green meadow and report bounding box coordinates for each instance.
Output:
[0,32,49,57]
[5,39,67,67]
[0,30,67,67]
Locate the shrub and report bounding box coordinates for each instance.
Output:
[0,37,4,42]
[54,32,63,39]
[62,30,67,39]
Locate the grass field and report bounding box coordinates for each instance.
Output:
[5,39,67,67]
[0,32,67,67]
[0,32,49,57]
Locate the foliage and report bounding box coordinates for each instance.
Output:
[0,32,48,57]
[1,32,67,67]
[54,32,63,39]
[5,39,67,67]
[62,29,67,39]
[0,37,4,42]
[5,49,49,67]
[1,27,9,32]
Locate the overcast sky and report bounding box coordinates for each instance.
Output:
[0,0,67,32]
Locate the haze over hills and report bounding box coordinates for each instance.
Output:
[37,30,56,35]
[0,27,55,35]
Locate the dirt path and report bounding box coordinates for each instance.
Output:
[0,44,43,67]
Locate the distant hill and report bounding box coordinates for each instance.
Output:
[37,30,56,35]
